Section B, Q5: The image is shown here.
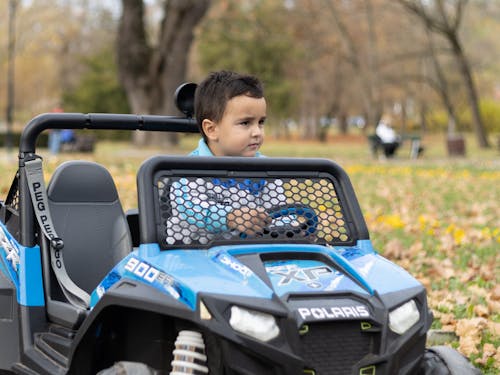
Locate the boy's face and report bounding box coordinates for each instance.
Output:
[203,94,266,157]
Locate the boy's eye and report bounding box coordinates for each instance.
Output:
[259,118,266,125]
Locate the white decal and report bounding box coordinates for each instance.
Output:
[134,262,149,277]
[267,264,334,288]
[124,257,160,283]
[123,257,179,300]
[297,305,370,320]
[144,267,160,283]
[219,254,253,278]
[0,225,20,270]
[96,285,105,298]
[124,257,139,272]
[155,271,180,299]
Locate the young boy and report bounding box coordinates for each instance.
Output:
[167,71,287,244]
[190,70,266,158]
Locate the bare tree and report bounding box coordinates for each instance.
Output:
[398,0,490,148]
[424,25,460,136]
[118,0,210,145]
[323,0,384,130]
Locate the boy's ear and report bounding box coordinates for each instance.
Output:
[202,119,218,141]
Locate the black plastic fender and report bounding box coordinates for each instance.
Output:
[420,346,482,375]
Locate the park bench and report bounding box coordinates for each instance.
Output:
[368,133,423,159]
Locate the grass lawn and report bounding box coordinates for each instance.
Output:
[1,130,499,372]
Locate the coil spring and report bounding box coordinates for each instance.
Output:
[170,330,209,375]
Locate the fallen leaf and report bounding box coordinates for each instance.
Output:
[488,299,500,314]
[491,284,500,301]
[456,318,487,357]
[479,267,495,281]
[468,285,489,298]
[473,304,489,318]
[460,336,480,356]
[383,239,404,260]
[494,348,500,369]
[482,343,496,356]
[487,321,500,336]
[459,269,476,283]
[441,324,457,332]
[474,343,497,366]
[438,313,456,326]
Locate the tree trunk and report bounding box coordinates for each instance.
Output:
[426,28,459,136]
[398,0,489,148]
[324,0,383,131]
[117,0,210,146]
[449,34,490,148]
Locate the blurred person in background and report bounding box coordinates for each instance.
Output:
[376,115,401,158]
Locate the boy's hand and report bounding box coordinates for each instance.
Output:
[227,207,271,235]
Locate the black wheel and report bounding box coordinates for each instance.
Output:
[419,346,482,375]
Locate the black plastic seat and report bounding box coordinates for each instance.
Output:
[44,161,131,323]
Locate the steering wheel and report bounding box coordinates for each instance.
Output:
[264,204,318,238]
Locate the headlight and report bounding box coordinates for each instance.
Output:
[389,299,420,335]
[229,305,280,342]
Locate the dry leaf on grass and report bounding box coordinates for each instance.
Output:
[487,321,500,336]
[474,343,499,367]
[460,336,480,356]
[491,284,500,301]
[494,348,500,369]
[487,299,500,314]
[437,312,456,326]
[382,239,404,260]
[456,318,487,357]
[468,284,489,298]
[473,304,489,318]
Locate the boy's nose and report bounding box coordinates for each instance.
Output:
[251,123,263,136]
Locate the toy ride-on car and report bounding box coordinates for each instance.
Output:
[0,90,480,374]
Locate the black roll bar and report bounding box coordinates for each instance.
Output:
[18,112,199,247]
[19,113,198,155]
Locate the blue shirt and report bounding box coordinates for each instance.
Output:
[189,138,263,157]
[164,139,272,245]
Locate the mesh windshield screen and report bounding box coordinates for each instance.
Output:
[154,174,353,249]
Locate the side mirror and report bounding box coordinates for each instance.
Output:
[174,82,197,118]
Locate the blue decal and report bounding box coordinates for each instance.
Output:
[91,253,194,309]
[92,248,274,309]
[266,260,335,289]
[335,246,366,259]
[212,252,253,279]
[265,259,366,295]
[18,245,45,306]
[0,222,20,284]
[1,222,44,305]
[221,243,420,295]
[101,270,121,290]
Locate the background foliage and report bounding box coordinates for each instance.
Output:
[0,1,499,372]
[3,0,500,143]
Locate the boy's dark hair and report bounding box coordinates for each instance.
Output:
[195,71,264,140]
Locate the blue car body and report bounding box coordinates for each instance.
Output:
[2,111,472,375]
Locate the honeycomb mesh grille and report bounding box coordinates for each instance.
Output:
[300,321,377,375]
[5,172,19,213]
[155,175,354,248]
